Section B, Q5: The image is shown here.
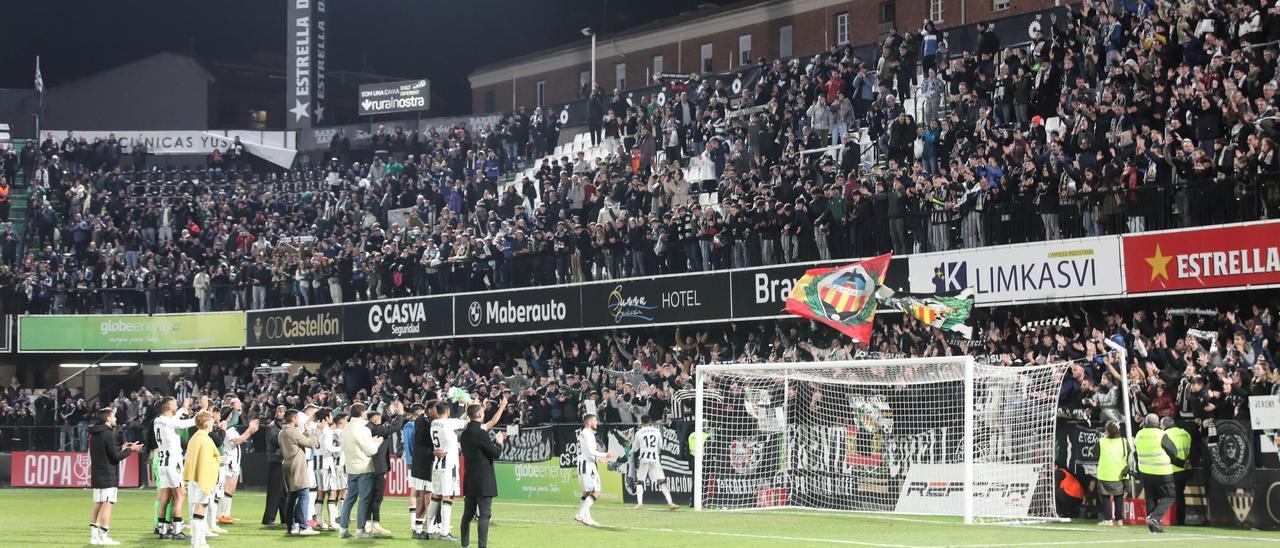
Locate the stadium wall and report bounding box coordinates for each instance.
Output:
[469,0,1065,113]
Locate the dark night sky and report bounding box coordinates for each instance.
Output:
[0,0,709,116]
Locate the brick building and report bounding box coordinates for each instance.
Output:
[468,0,1062,114]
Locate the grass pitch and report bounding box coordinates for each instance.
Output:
[2,488,1277,547]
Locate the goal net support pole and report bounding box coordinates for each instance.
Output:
[694,359,705,512]
[1103,338,1136,493]
[963,355,974,525]
[694,357,1069,524]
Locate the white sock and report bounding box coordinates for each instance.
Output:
[327,502,337,524]
[636,483,645,505]
[413,518,424,534]
[410,503,416,531]
[427,499,441,531]
[580,495,595,519]
[91,524,100,541]
[439,501,453,536]
[660,482,673,505]
[311,493,320,522]
[191,517,204,546]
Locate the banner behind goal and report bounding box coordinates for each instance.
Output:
[694,357,1069,524]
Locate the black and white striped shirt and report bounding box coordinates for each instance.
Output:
[633,426,662,463]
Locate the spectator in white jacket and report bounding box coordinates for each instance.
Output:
[192,267,211,312]
[337,404,383,539]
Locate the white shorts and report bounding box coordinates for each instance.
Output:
[431,467,460,497]
[187,481,213,506]
[322,469,347,491]
[214,467,225,497]
[157,464,183,490]
[93,487,118,504]
[578,466,601,493]
[156,450,184,489]
[321,469,347,491]
[222,461,241,479]
[409,476,432,492]
[636,460,666,483]
[307,467,318,490]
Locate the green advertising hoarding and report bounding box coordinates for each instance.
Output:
[494,459,622,503]
[19,312,246,351]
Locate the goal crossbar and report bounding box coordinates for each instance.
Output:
[698,357,973,373]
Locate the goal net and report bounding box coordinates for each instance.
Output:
[694,357,1069,524]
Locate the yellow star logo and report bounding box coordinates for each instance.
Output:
[1146,244,1173,282]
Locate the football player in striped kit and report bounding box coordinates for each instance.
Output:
[427,395,506,540]
[216,406,258,524]
[575,414,617,526]
[303,405,324,529]
[313,409,338,530]
[153,397,195,540]
[631,415,678,510]
[320,413,348,530]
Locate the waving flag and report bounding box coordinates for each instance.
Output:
[34,56,43,94]
[784,254,891,343]
[880,287,975,338]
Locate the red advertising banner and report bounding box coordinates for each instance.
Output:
[11,451,141,488]
[1123,222,1280,293]
[384,456,464,497]
[385,456,411,496]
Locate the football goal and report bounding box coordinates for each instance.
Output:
[694,357,1069,524]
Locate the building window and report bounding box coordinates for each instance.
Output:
[653,54,664,77]
[536,80,546,107]
[484,90,495,113]
[739,34,752,66]
[248,110,267,130]
[879,2,896,34]
[992,0,1009,11]
[615,63,626,91]
[929,0,943,23]
[779,25,794,58]
[835,12,849,45]
[700,43,713,73]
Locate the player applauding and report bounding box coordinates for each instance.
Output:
[575,414,617,526]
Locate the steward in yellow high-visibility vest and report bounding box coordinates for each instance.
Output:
[1162,416,1193,525]
[1094,421,1130,525]
[1135,414,1184,533]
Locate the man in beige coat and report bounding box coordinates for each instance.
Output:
[278,409,323,536]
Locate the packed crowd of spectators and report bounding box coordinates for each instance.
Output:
[2,0,1279,315]
[2,295,1275,453]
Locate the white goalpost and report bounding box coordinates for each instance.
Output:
[694,357,1070,524]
